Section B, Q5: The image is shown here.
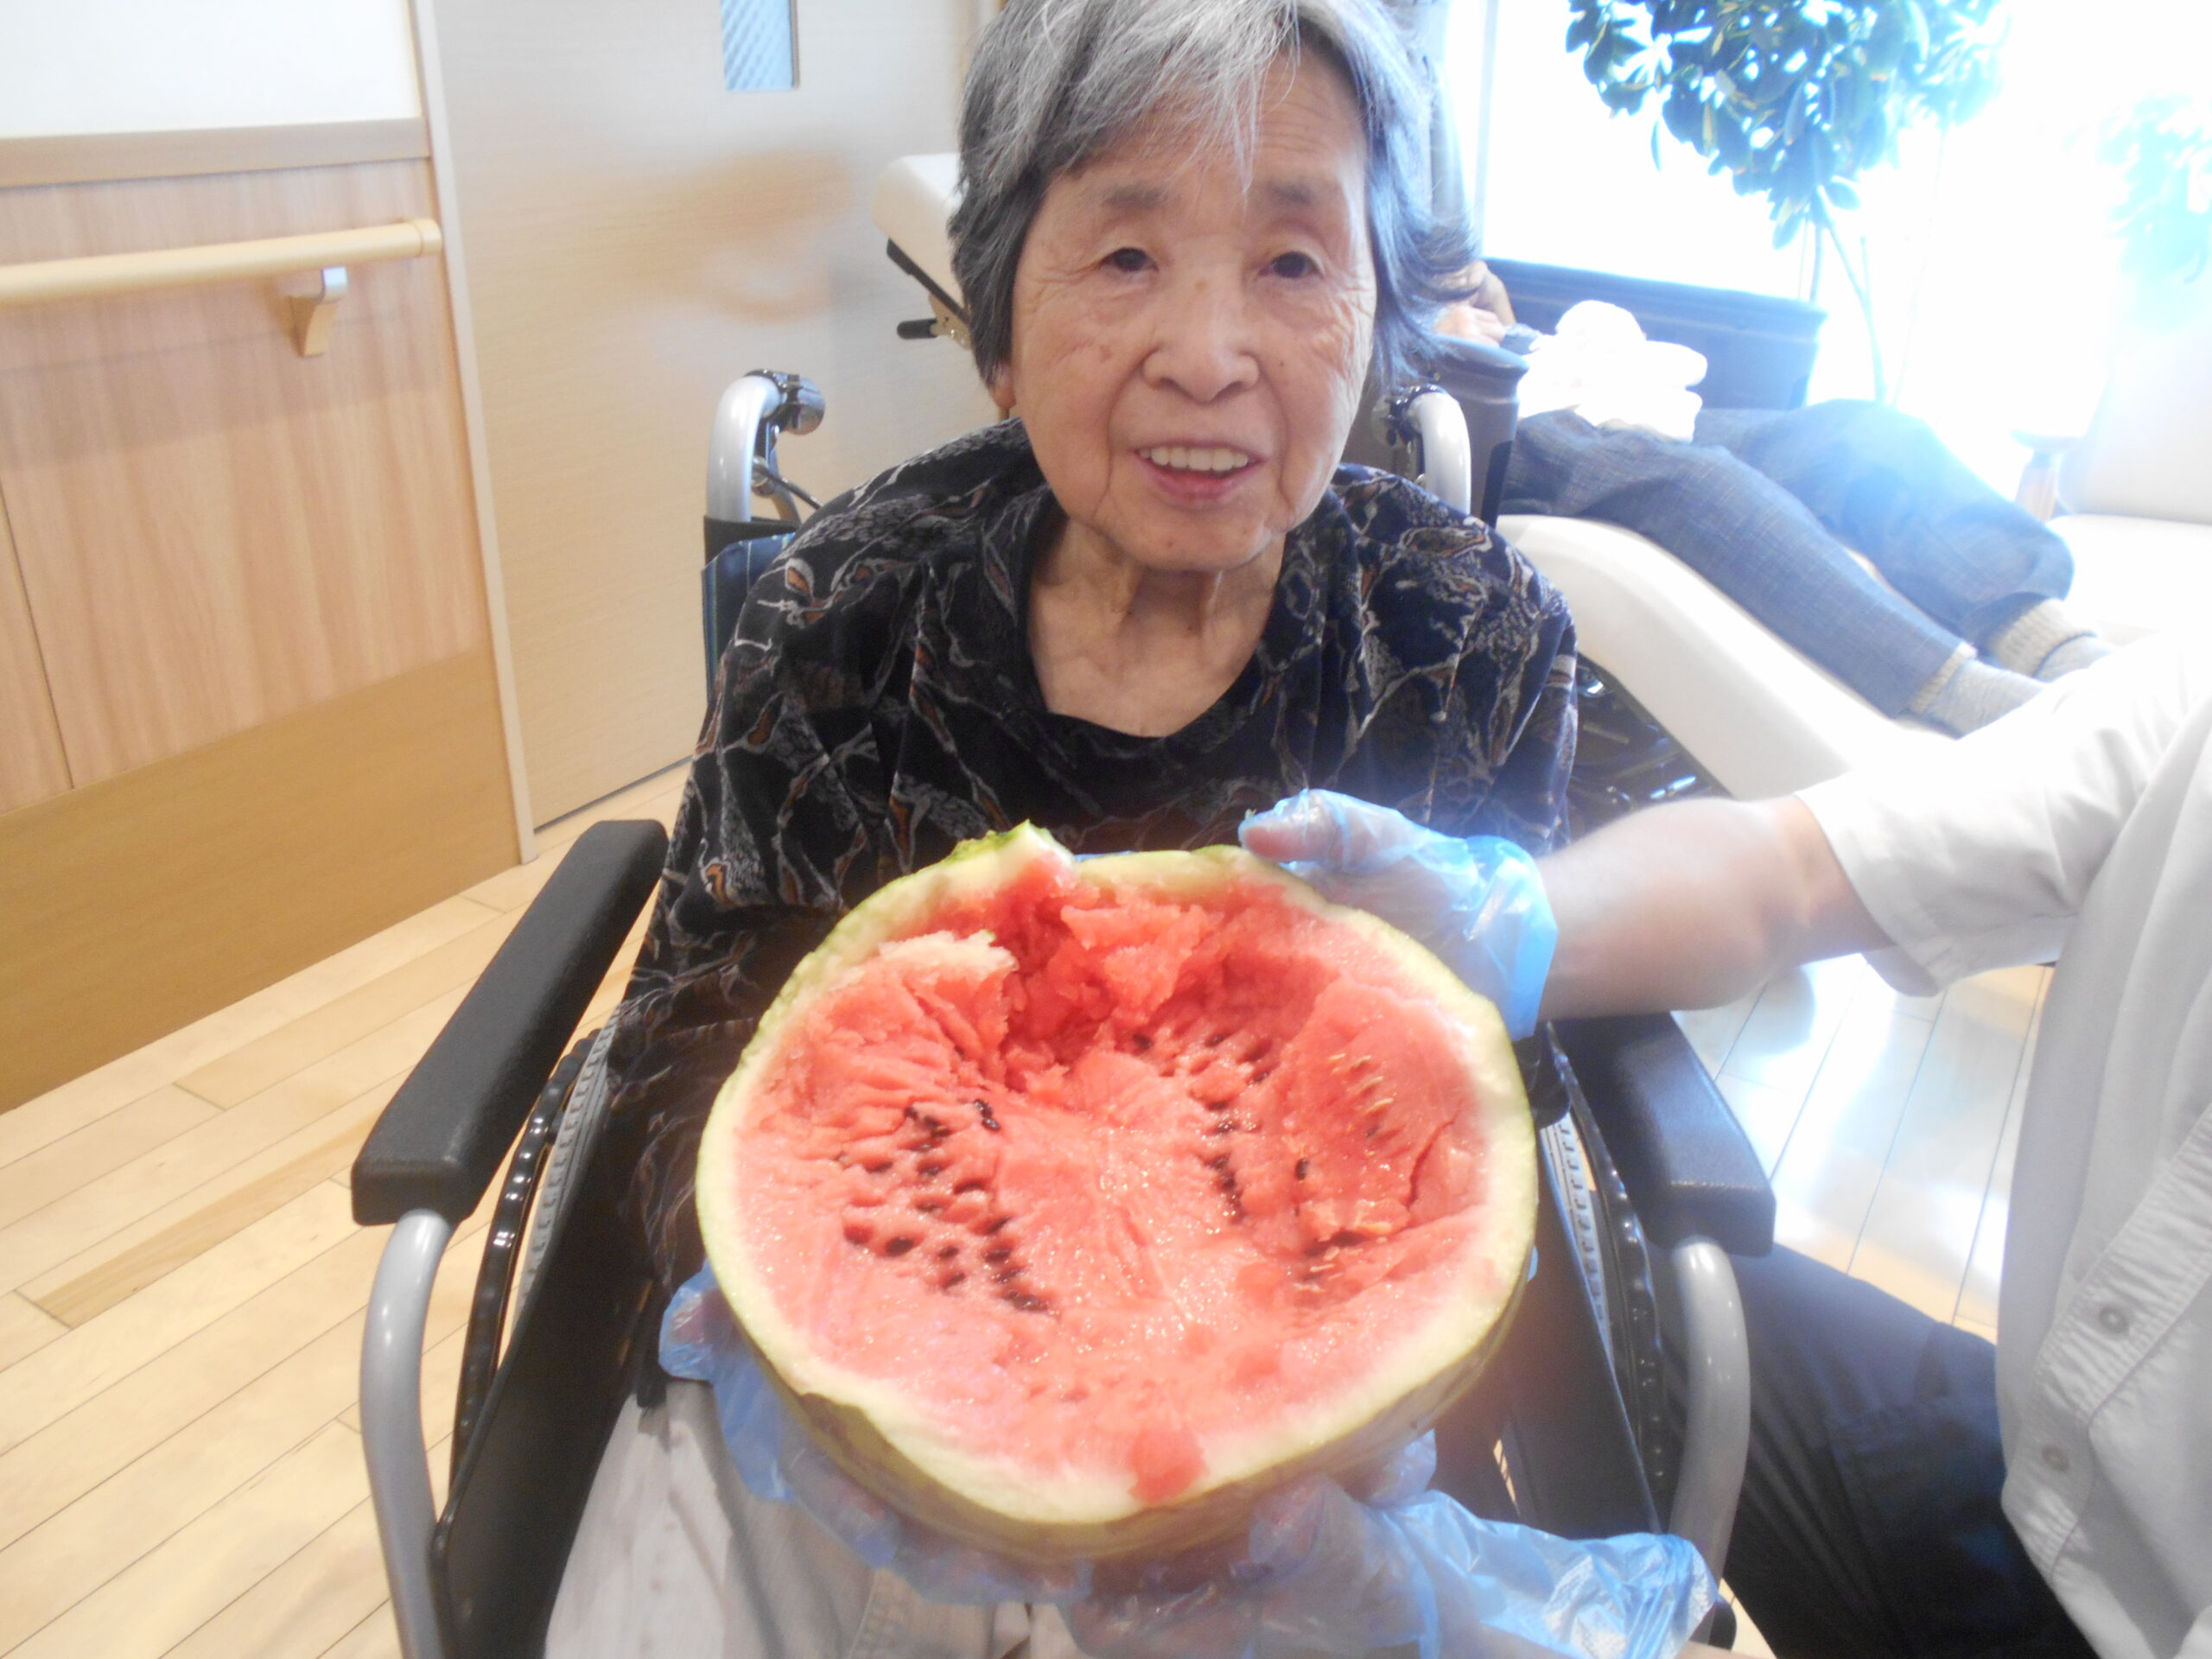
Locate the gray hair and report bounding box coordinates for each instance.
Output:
[949,0,1472,388]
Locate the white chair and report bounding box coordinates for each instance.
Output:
[2044,281,2212,647]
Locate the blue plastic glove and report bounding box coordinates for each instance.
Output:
[661,1268,1714,1659]
[1240,790,1556,1040]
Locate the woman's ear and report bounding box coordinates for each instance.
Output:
[986,361,1018,416]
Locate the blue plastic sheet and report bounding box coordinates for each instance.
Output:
[661,1268,1714,1659]
[1239,790,1558,1040]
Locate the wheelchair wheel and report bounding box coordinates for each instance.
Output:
[1566,657,1720,838]
[1564,1091,1672,1506]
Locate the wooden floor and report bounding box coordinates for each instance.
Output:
[0,765,686,1659]
[0,766,2039,1656]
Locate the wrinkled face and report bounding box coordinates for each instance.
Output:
[993,56,1377,576]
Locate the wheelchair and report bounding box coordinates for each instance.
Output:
[352,365,1777,1659]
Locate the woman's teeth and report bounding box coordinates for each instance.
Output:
[1141,446,1253,474]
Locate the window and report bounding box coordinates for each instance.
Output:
[1452,0,2208,489]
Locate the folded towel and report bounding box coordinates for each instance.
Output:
[1516,301,1708,442]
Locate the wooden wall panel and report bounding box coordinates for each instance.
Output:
[0,120,431,190]
[0,648,516,1111]
[0,488,70,811]
[0,160,488,784]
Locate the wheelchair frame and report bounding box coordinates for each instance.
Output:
[353,370,1775,1659]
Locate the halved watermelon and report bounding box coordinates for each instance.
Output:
[696,824,1535,1567]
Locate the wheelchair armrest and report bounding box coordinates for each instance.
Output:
[1417,332,1526,524]
[1421,331,1528,385]
[352,820,669,1226]
[1553,1013,1775,1256]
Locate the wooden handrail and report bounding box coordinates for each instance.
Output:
[0,217,442,308]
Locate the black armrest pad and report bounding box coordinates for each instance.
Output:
[1419,331,1531,387]
[1553,1014,1775,1256]
[352,820,670,1225]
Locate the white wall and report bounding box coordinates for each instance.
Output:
[426,0,998,820]
[0,0,422,137]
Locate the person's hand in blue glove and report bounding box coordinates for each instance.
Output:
[1240,790,1556,1040]
[664,1268,1716,1659]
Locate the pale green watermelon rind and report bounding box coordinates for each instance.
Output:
[695,823,1536,1552]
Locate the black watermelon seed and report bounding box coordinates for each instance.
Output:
[1295,1159,1311,1180]
[982,1245,1013,1265]
[1002,1289,1052,1314]
[883,1236,917,1257]
[972,1100,1001,1132]
[1131,1033,1152,1052]
[918,1160,946,1178]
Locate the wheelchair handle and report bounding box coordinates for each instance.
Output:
[708,369,823,524]
[1410,387,1473,515]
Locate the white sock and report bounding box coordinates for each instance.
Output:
[1982,599,2111,681]
[1906,645,2043,735]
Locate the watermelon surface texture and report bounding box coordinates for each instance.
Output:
[696,824,1536,1567]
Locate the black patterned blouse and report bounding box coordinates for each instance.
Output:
[604,420,1577,1283]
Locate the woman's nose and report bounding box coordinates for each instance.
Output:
[1142,271,1261,404]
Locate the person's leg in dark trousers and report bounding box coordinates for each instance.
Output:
[1690,403,2076,645]
[1684,1248,2094,1659]
[1498,411,1963,716]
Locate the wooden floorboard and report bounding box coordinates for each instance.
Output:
[0,1183,365,1458]
[178,912,512,1109]
[7,1421,372,1659]
[0,1292,63,1372]
[1955,973,2046,1332]
[0,760,2037,1655]
[1849,964,2042,1321]
[0,1090,220,1233]
[0,995,463,1302]
[0,1216,490,1646]
[1765,984,1941,1270]
[315,1604,401,1659]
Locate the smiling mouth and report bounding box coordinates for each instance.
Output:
[1138,445,1257,475]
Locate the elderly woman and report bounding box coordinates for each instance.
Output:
[555,0,1577,1649]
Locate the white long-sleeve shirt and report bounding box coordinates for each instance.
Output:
[1801,636,2212,1659]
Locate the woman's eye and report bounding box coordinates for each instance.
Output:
[1104,247,1151,273]
[1268,251,1319,279]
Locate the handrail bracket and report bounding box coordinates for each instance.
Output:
[290,265,350,358]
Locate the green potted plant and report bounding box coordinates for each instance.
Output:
[1561,0,2005,401]
[2100,93,2212,288]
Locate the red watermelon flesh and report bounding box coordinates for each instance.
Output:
[698,828,1534,1563]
